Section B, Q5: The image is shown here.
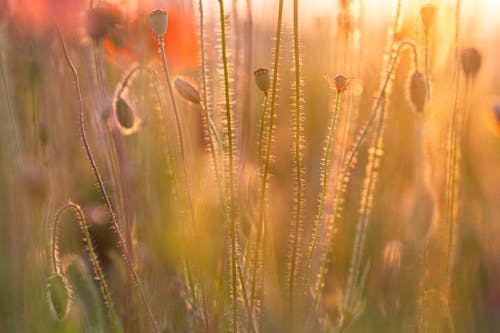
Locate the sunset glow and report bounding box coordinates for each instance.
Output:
[0,0,499,332]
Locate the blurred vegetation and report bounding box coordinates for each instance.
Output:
[0,0,499,332]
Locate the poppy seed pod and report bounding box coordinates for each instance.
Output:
[332,75,352,93]
[149,9,168,38]
[47,274,72,321]
[460,47,481,79]
[420,4,436,32]
[254,68,270,95]
[408,71,427,113]
[174,77,201,104]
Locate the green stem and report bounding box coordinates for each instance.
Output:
[257,94,269,171]
[289,0,303,319]
[198,0,208,112]
[305,91,342,281]
[313,39,418,313]
[217,1,239,331]
[247,0,285,328]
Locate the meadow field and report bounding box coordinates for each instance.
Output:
[0,0,499,332]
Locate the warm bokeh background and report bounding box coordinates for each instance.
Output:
[0,0,499,332]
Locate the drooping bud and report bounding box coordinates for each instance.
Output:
[47,274,72,321]
[420,4,436,33]
[149,9,168,38]
[460,47,481,79]
[407,71,427,113]
[115,98,135,129]
[254,68,270,95]
[174,77,201,104]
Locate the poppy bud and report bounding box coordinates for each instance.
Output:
[420,4,436,33]
[47,274,72,321]
[174,77,201,104]
[254,68,270,95]
[115,98,135,129]
[149,9,168,38]
[460,47,481,79]
[408,71,427,113]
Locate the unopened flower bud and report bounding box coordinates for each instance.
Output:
[174,77,201,104]
[420,4,436,32]
[254,68,270,95]
[460,47,481,79]
[115,98,135,129]
[408,71,427,113]
[47,274,72,321]
[149,9,168,38]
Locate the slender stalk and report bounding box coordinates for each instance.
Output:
[246,93,269,332]
[93,40,134,332]
[247,0,285,328]
[257,94,269,171]
[313,40,418,313]
[217,1,239,331]
[198,0,208,112]
[56,27,160,333]
[51,201,121,331]
[289,0,304,318]
[157,37,196,223]
[344,94,385,312]
[304,90,342,281]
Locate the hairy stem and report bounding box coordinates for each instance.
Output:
[305,90,342,282]
[313,39,418,313]
[56,27,160,333]
[51,201,121,331]
[217,1,239,331]
[289,0,304,319]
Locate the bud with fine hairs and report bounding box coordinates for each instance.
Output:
[47,274,72,321]
[407,71,427,113]
[460,47,482,79]
[254,68,270,95]
[174,77,201,104]
[149,9,168,38]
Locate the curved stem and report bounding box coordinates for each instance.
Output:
[51,201,121,331]
[56,27,160,333]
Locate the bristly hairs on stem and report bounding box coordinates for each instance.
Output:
[247,0,285,327]
[312,39,419,315]
[217,1,240,331]
[288,0,305,322]
[305,79,349,286]
[55,26,160,333]
[50,200,121,331]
